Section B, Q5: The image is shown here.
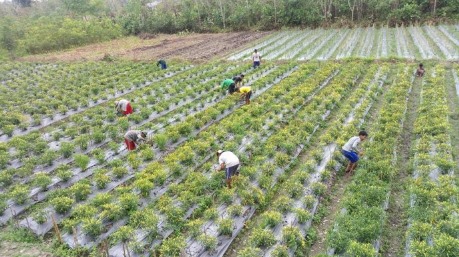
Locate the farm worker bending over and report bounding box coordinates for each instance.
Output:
[341,130,368,174]
[235,86,252,105]
[216,150,240,189]
[252,49,261,68]
[115,99,133,116]
[157,59,167,70]
[416,63,425,77]
[232,74,245,87]
[221,78,236,94]
[124,130,147,151]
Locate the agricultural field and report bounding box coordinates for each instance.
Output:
[229,24,459,61]
[1,27,459,257]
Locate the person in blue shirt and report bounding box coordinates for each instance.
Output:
[157,59,167,70]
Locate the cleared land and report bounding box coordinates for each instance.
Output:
[19,31,270,62]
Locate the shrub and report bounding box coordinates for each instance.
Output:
[218,218,233,236]
[249,228,276,247]
[51,196,74,213]
[82,218,103,237]
[134,178,154,197]
[91,193,112,207]
[74,154,90,170]
[41,150,57,166]
[197,234,217,251]
[100,203,123,221]
[261,210,282,228]
[271,245,289,257]
[141,147,155,161]
[119,193,139,213]
[311,182,327,197]
[32,209,48,224]
[228,204,244,217]
[72,204,98,219]
[10,185,29,204]
[295,208,312,224]
[0,169,13,187]
[91,129,105,144]
[346,240,376,257]
[94,170,110,189]
[282,226,305,249]
[71,182,91,201]
[273,195,293,213]
[159,235,186,257]
[112,225,134,243]
[113,166,128,179]
[237,247,263,257]
[56,166,73,182]
[154,134,168,150]
[33,172,52,190]
[59,142,75,158]
[204,207,218,220]
[127,152,141,170]
[186,219,204,238]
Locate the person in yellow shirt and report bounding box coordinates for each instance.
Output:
[235,86,252,105]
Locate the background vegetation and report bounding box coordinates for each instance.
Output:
[0,0,458,59]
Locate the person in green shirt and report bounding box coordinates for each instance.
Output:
[221,78,236,94]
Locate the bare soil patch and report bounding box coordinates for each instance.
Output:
[0,241,54,257]
[19,31,270,62]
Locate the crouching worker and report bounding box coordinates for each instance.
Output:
[221,78,237,95]
[216,150,240,189]
[235,86,252,105]
[416,63,425,77]
[157,59,167,70]
[115,99,133,116]
[341,130,368,174]
[124,130,147,151]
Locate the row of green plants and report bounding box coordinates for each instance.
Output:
[406,66,459,256]
[105,61,341,256]
[149,61,370,256]
[0,61,182,135]
[236,63,388,257]
[233,61,383,257]
[19,62,298,237]
[325,64,414,255]
[0,62,232,187]
[1,62,273,223]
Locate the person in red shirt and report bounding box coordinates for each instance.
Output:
[115,99,133,116]
[124,130,147,151]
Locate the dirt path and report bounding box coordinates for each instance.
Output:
[445,68,459,171]
[308,174,351,256]
[0,241,54,257]
[19,32,270,62]
[308,66,395,256]
[381,76,422,256]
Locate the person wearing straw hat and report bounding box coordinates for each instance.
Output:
[115,99,133,116]
[341,130,368,174]
[124,130,147,151]
[216,150,240,189]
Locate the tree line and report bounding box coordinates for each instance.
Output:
[1,0,458,59]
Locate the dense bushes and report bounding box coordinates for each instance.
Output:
[0,16,122,57]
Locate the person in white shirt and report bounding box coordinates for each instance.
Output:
[252,49,261,68]
[115,99,133,116]
[341,131,368,174]
[216,150,240,189]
